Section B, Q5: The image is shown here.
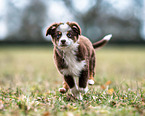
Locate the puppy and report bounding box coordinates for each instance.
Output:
[46,22,112,100]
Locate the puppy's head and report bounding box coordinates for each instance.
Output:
[46,22,81,49]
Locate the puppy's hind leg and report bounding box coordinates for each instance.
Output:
[88,51,95,85]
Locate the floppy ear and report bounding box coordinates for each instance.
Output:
[46,23,59,36]
[67,22,81,35]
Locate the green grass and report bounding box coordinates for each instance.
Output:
[0,45,145,116]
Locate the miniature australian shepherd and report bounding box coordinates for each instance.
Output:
[46,22,112,100]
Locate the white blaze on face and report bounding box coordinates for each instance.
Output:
[57,23,74,49]
[58,23,70,32]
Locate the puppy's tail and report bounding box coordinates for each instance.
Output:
[93,34,112,49]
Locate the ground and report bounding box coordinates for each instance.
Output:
[0,45,145,116]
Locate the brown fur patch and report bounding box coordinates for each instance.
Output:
[66,22,81,37]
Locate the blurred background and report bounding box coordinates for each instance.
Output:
[0,0,145,44]
[0,2,145,114]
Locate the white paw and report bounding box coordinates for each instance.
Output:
[70,86,83,100]
[88,79,94,85]
[77,94,83,100]
[59,88,67,93]
[79,87,88,94]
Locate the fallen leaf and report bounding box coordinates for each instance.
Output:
[101,85,106,90]
[105,81,111,85]
[107,88,114,95]
[101,80,112,90]
[42,111,50,116]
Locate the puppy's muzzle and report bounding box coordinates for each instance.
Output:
[59,39,68,47]
[61,40,66,45]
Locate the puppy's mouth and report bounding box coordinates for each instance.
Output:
[59,44,69,48]
[60,44,67,47]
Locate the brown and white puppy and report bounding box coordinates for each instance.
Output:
[46,22,112,100]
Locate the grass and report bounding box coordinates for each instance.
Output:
[0,45,145,116]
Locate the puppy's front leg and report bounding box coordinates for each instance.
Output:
[59,81,69,93]
[64,75,82,100]
[79,70,89,94]
[64,75,75,88]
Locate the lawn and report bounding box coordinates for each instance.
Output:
[0,45,145,116]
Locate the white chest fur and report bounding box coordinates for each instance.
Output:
[60,44,86,76]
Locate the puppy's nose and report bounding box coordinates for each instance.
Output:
[61,40,66,44]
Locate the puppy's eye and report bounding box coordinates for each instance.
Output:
[57,34,61,38]
[56,32,62,39]
[67,33,72,38]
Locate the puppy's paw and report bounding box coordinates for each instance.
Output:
[79,87,88,94]
[70,87,83,100]
[73,93,83,100]
[88,79,95,85]
[77,94,83,100]
[59,88,67,94]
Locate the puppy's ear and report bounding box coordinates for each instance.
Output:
[67,22,81,35]
[46,23,59,36]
